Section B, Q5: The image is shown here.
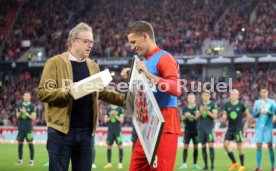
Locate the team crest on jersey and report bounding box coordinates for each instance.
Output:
[230,111,238,120]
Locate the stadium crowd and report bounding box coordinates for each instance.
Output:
[2,0,276,61]
[0,67,275,128]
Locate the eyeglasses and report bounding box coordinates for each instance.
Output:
[75,37,96,46]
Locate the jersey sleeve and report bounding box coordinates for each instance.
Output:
[252,100,259,117]
[212,102,218,112]
[223,103,227,113]
[119,107,124,117]
[156,54,181,97]
[31,104,37,116]
[269,100,276,116]
[241,103,248,113]
[105,108,110,118]
[182,107,187,115]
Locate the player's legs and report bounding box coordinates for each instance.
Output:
[129,139,152,171]
[104,131,114,168]
[129,133,178,171]
[26,130,34,165]
[256,143,263,169]
[199,128,208,170]
[235,130,244,171]
[236,143,244,171]
[208,142,215,171]
[224,130,238,171]
[180,132,191,169]
[115,131,123,169]
[191,134,201,169]
[16,130,25,165]
[255,128,264,169]
[263,128,274,170]
[267,143,275,170]
[207,129,215,171]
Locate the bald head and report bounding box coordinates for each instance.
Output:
[230,89,239,101]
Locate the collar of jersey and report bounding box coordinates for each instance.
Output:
[188,104,196,109]
[203,101,210,105]
[230,100,239,105]
[23,101,30,106]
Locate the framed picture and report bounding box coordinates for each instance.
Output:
[125,56,165,165]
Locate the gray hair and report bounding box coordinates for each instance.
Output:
[67,22,93,48]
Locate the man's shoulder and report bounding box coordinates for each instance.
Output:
[86,57,99,68]
[46,52,68,63]
[224,101,231,106]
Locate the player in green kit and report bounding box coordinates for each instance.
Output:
[16,92,36,166]
[179,93,202,170]
[196,91,217,171]
[103,104,124,169]
[223,89,249,171]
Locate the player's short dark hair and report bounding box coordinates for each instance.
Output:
[126,20,155,40]
[259,86,268,91]
[187,92,195,96]
[201,91,211,95]
[24,91,31,95]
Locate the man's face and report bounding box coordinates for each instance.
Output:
[23,93,31,102]
[230,90,239,101]
[260,89,268,99]
[187,94,196,104]
[72,30,94,59]
[127,33,148,56]
[201,92,210,102]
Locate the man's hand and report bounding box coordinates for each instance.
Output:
[110,110,116,116]
[121,68,131,80]
[136,61,149,75]
[185,112,194,119]
[20,107,26,113]
[203,106,208,111]
[200,105,208,112]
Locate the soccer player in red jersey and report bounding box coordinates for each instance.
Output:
[121,20,182,171]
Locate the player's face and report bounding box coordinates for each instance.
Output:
[73,30,94,59]
[201,93,210,102]
[187,94,195,104]
[230,90,239,101]
[127,33,148,56]
[23,93,31,102]
[260,89,268,99]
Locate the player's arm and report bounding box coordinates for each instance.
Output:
[222,111,227,120]
[252,101,260,117]
[194,110,200,120]
[243,106,250,130]
[222,103,228,121]
[26,112,36,121]
[182,108,187,121]
[37,58,71,103]
[16,111,21,119]
[16,107,21,119]
[136,54,181,97]
[195,107,202,120]
[208,104,218,119]
[185,111,195,119]
[104,113,111,123]
[268,100,276,117]
[115,113,124,124]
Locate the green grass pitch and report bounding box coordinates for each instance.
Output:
[0,144,272,171]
